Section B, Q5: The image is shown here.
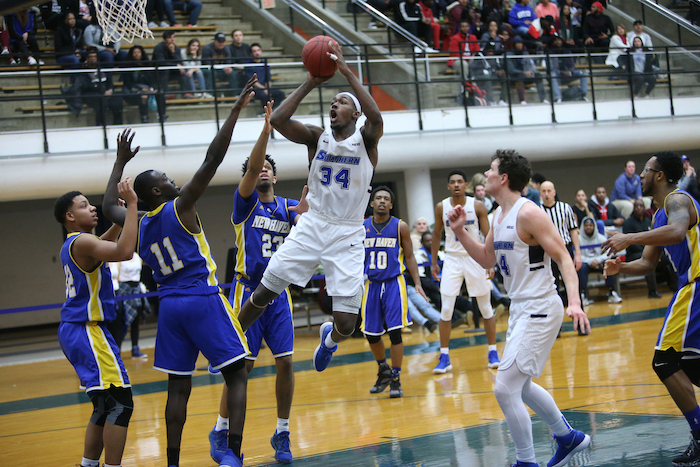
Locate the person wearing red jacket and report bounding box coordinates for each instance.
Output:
[447,20,480,68]
[420,0,448,51]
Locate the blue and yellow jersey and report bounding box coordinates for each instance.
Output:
[653,189,700,288]
[232,188,299,284]
[137,199,219,295]
[59,232,116,323]
[363,216,405,281]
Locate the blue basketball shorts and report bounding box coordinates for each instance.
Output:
[229,279,294,360]
[360,275,412,336]
[58,321,130,393]
[153,291,249,375]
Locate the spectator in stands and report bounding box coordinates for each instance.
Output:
[562,0,582,25]
[447,0,470,35]
[579,216,622,304]
[536,0,559,21]
[7,9,42,66]
[678,155,696,191]
[244,42,285,109]
[480,20,504,52]
[162,0,202,27]
[558,4,582,50]
[54,12,84,68]
[474,183,494,212]
[228,29,252,63]
[688,1,700,26]
[84,16,127,64]
[627,36,657,98]
[410,217,430,252]
[549,34,588,102]
[152,30,184,122]
[447,20,480,69]
[627,19,652,48]
[202,32,240,96]
[40,0,90,30]
[403,266,441,333]
[611,160,642,218]
[76,0,94,25]
[589,185,624,230]
[121,45,155,123]
[523,14,556,52]
[573,189,594,226]
[470,45,508,105]
[468,7,486,38]
[521,176,541,205]
[111,253,152,357]
[180,38,212,98]
[396,0,438,51]
[505,36,547,104]
[0,17,9,57]
[508,0,535,36]
[605,24,629,70]
[420,0,447,51]
[62,48,123,125]
[482,0,508,26]
[623,199,662,298]
[582,1,613,61]
[146,0,170,28]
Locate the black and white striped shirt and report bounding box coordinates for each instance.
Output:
[542,201,578,245]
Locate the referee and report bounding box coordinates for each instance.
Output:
[540,181,582,306]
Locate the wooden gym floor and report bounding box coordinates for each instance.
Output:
[1,281,696,466]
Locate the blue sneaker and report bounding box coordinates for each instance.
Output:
[313,322,337,372]
[510,462,539,467]
[488,350,501,369]
[433,353,452,374]
[547,429,590,467]
[271,430,293,464]
[209,427,228,463]
[219,448,243,467]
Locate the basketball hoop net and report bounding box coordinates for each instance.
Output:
[96,0,154,44]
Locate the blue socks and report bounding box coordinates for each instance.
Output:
[684,406,700,438]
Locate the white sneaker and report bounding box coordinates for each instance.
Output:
[542,99,550,104]
[159,21,170,27]
[498,99,508,106]
[148,21,158,29]
[608,290,623,303]
[581,293,593,306]
[425,47,440,53]
[520,100,527,105]
[555,98,562,103]
[9,58,17,65]
[368,21,378,29]
[1,48,8,55]
[202,92,214,99]
[413,46,424,54]
[193,92,202,98]
[28,56,37,65]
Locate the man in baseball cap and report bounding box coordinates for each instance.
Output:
[583,0,614,62]
[202,32,243,95]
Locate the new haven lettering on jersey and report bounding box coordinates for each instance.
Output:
[232,188,298,284]
[137,199,219,295]
[363,216,405,281]
[60,232,116,323]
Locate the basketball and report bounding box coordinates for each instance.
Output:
[302,36,339,77]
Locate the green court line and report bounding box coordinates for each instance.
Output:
[0,307,667,416]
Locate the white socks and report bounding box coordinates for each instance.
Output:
[440,347,449,355]
[276,417,290,434]
[215,415,229,432]
[325,332,338,349]
[81,458,99,467]
[488,344,497,352]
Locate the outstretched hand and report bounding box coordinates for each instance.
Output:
[603,256,621,278]
[262,100,274,134]
[235,74,258,109]
[117,177,138,206]
[601,233,633,256]
[290,185,309,216]
[116,128,139,164]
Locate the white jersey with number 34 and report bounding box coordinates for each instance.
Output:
[307,127,374,222]
[492,197,556,300]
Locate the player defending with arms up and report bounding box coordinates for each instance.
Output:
[603,151,700,467]
[235,40,383,372]
[54,174,138,467]
[103,76,257,467]
[447,150,591,467]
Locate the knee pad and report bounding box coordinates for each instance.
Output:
[681,357,700,387]
[332,286,364,314]
[440,295,457,321]
[261,270,292,295]
[476,294,494,319]
[90,387,134,428]
[366,334,382,344]
[388,329,402,346]
[653,348,683,382]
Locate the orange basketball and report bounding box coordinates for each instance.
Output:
[302,36,339,77]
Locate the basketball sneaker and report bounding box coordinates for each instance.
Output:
[510,462,539,467]
[131,346,147,358]
[219,449,243,467]
[370,362,391,393]
[270,431,292,464]
[672,436,700,467]
[607,290,623,303]
[208,427,228,463]
[547,429,590,467]
[312,322,337,372]
[488,350,501,369]
[433,353,452,374]
[389,378,403,398]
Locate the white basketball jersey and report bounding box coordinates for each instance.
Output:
[492,197,556,300]
[443,196,481,256]
[307,127,374,222]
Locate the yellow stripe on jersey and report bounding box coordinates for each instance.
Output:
[397,218,406,275]
[658,282,695,351]
[232,281,245,318]
[360,280,370,333]
[233,222,247,279]
[147,201,168,217]
[193,228,218,286]
[86,323,126,390]
[217,292,250,355]
[397,275,410,327]
[67,233,105,322]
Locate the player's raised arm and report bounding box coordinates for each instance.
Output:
[103,129,141,227]
[400,220,429,302]
[448,205,497,269]
[238,100,274,200]
[269,75,329,150]
[177,75,257,212]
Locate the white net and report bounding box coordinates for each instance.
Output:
[95,0,154,45]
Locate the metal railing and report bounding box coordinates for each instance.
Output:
[348,0,429,54]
